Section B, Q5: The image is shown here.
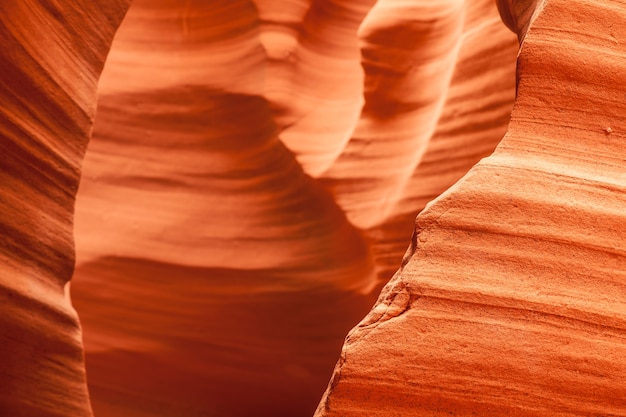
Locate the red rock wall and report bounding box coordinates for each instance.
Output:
[1,0,521,416]
[317,0,626,415]
[72,1,377,416]
[0,1,130,416]
[71,0,516,416]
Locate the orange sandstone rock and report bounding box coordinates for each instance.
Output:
[264,0,377,175]
[74,0,516,416]
[0,1,130,416]
[0,0,520,415]
[323,0,518,282]
[73,0,518,413]
[73,1,375,416]
[316,0,626,415]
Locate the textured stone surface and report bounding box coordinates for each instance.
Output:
[0,1,130,416]
[1,0,520,416]
[316,0,626,415]
[73,0,516,415]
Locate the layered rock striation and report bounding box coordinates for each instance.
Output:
[317,0,626,415]
[1,0,522,416]
[73,1,376,416]
[0,1,130,416]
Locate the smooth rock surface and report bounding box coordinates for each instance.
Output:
[73,1,376,416]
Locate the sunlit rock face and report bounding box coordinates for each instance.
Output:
[71,0,516,416]
[0,0,518,416]
[317,0,626,416]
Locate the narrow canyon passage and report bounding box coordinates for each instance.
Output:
[71,0,516,416]
[3,0,625,415]
[0,0,538,416]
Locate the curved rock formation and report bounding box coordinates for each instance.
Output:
[260,0,378,175]
[72,0,516,415]
[72,1,376,416]
[1,0,519,416]
[321,0,467,228]
[0,1,130,416]
[317,0,626,415]
[323,0,517,281]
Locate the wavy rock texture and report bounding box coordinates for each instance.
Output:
[0,1,130,416]
[69,0,517,416]
[257,0,378,175]
[317,0,626,415]
[73,2,377,416]
[0,0,516,416]
[324,0,518,281]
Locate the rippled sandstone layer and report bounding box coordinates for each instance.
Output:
[317,0,626,415]
[0,1,131,416]
[73,0,516,415]
[1,0,519,416]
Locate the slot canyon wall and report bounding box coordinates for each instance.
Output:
[317,0,626,415]
[0,1,132,416]
[72,0,517,415]
[0,1,623,417]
